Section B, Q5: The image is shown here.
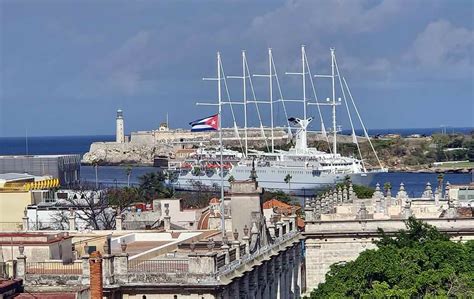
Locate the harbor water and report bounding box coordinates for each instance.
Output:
[80,165,472,198]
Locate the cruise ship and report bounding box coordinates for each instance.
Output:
[168,46,387,195]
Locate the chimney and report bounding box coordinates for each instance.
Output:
[163,203,171,231]
[89,251,103,299]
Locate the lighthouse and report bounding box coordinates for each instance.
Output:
[116,109,125,143]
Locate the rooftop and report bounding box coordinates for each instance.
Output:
[0,154,79,159]
[0,173,35,182]
[0,232,71,245]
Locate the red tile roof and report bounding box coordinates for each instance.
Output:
[197,208,221,230]
[296,217,305,229]
[263,198,292,209]
[209,197,220,204]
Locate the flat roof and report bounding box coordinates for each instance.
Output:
[0,154,79,158]
[0,173,35,182]
[112,241,170,256]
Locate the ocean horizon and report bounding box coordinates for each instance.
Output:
[0,127,472,156]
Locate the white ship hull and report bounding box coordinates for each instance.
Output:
[170,166,377,196]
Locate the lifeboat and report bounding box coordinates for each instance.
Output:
[181,162,192,169]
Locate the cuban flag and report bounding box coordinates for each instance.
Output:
[189,114,219,132]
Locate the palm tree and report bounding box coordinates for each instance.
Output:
[437,173,444,191]
[383,182,392,195]
[284,174,293,192]
[124,165,132,187]
[92,160,99,190]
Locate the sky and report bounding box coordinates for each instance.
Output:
[0,0,473,137]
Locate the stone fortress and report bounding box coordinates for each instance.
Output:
[82,109,364,166]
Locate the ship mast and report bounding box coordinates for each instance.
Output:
[331,48,337,157]
[285,45,310,152]
[302,45,307,121]
[197,51,226,239]
[217,52,225,240]
[243,51,248,157]
[253,48,277,153]
[269,49,275,153]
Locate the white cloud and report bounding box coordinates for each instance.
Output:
[243,0,407,77]
[406,20,473,71]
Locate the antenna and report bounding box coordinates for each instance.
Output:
[25,127,29,155]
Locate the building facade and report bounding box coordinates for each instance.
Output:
[303,181,474,293]
[0,155,81,186]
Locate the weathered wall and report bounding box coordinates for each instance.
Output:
[305,237,377,289]
[304,218,474,291]
[122,294,215,299]
[0,191,32,224]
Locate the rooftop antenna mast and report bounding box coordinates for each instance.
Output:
[25,127,29,155]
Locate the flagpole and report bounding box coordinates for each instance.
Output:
[217,52,226,240]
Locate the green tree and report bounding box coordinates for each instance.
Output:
[383,182,391,195]
[307,218,474,298]
[138,172,174,201]
[124,165,132,187]
[107,187,140,213]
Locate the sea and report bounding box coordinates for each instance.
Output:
[0,127,472,197]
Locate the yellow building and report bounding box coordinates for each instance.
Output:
[0,173,59,230]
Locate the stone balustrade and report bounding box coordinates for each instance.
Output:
[12,227,302,298]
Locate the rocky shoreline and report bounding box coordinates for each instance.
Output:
[82,130,473,174]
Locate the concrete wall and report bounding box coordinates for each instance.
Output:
[153,199,198,229]
[230,181,263,241]
[305,237,377,290]
[49,238,73,263]
[0,191,33,224]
